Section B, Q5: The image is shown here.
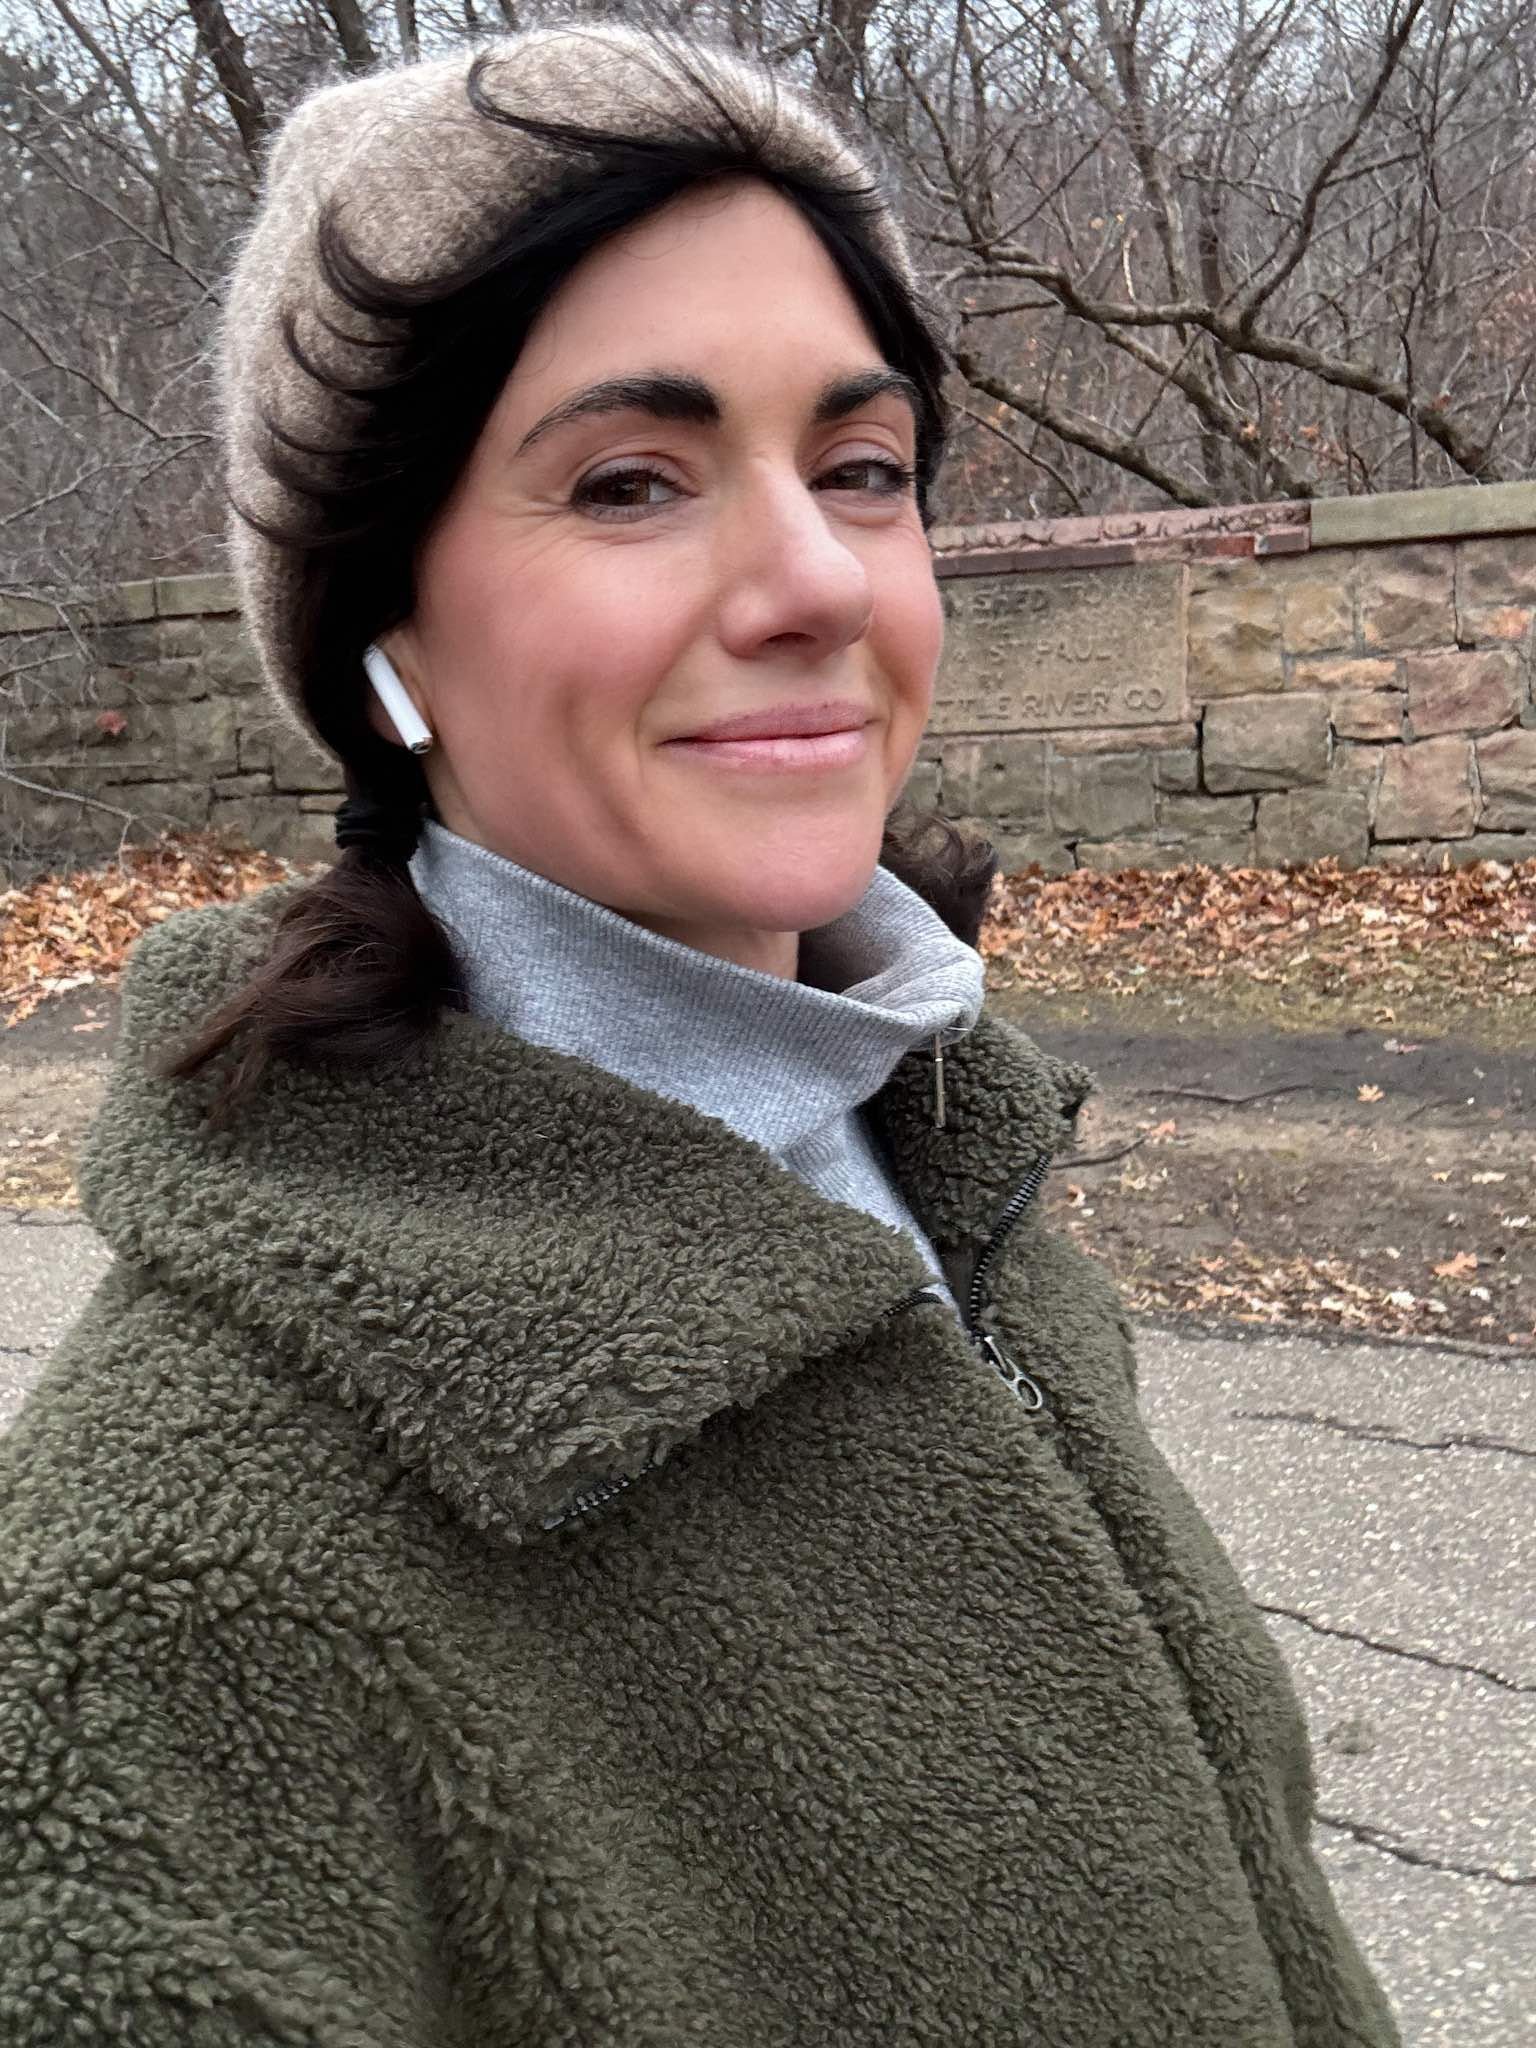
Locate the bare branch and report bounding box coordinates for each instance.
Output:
[183,0,271,164]
[957,400,1087,513]
[0,307,199,445]
[1235,0,1433,325]
[978,248,1498,478]
[956,346,1214,505]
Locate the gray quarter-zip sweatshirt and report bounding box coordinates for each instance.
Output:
[408,820,985,1303]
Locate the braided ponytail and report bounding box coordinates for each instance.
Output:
[156,747,466,1127]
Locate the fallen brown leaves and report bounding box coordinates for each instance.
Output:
[1026,980,1536,1349]
[11,839,1534,1030]
[2,833,1532,1348]
[979,852,1536,1350]
[1,831,307,1027]
[1111,1240,1530,1349]
[1063,1193,1533,1350]
[982,854,1536,1009]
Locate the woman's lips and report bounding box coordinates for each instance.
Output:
[665,726,871,771]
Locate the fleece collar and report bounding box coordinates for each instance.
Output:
[79,882,1095,1548]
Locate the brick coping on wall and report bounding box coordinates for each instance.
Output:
[0,573,239,636]
[930,478,1536,581]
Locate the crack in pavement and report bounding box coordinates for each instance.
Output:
[1233,1407,1535,1460]
[1139,1307,1536,1364]
[1318,1810,1534,1888]
[1257,1604,1532,1695]
[0,1343,42,1360]
[0,1209,86,1229]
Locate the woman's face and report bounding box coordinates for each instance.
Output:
[376,175,942,976]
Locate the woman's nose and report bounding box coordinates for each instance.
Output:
[712,469,874,661]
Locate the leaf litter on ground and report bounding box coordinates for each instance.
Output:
[13,836,1531,1029]
[1,832,300,1027]
[981,853,1536,1012]
[984,853,1536,1352]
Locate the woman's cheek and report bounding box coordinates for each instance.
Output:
[885,568,944,706]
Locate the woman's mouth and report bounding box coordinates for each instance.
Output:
[666,727,871,771]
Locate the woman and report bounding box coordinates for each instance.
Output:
[0,23,1400,2046]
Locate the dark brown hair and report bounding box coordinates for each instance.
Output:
[164,45,995,1125]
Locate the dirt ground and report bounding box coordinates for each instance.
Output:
[988,989,1534,1354]
[1,985,119,1211]
[4,977,1533,1355]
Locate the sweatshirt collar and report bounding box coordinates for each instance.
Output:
[408,820,986,1154]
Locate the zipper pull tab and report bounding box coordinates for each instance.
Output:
[978,1330,1049,1414]
[931,1032,946,1130]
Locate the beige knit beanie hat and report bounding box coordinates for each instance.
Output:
[218,22,920,760]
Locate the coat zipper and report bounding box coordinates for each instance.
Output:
[896,1153,1053,1417]
[539,1441,666,1532]
[554,1163,1054,1532]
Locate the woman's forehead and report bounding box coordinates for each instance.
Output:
[493,180,888,427]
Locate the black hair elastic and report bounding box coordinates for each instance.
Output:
[333,794,422,862]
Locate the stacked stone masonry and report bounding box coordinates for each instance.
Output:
[3,482,1535,881]
[0,576,340,876]
[921,485,1536,877]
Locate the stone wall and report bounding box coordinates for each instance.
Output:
[3,481,1535,882]
[922,481,1536,875]
[0,574,339,878]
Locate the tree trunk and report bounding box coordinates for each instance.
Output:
[184,0,268,164]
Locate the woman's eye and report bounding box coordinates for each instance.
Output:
[573,458,921,524]
[571,466,684,519]
[816,457,918,497]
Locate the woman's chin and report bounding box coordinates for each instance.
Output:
[677,832,886,937]
[671,872,876,950]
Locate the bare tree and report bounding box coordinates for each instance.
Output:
[186,0,272,157]
[8,0,1536,873]
[883,0,1536,515]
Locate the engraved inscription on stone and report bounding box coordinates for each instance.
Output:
[934,564,1186,734]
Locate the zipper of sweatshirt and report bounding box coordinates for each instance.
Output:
[895,1153,1053,1416]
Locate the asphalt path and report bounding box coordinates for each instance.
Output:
[3,1209,1531,2045]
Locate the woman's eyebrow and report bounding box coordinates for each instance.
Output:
[515,365,920,456]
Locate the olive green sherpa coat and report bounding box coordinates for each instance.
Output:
[0,883,1400,2047]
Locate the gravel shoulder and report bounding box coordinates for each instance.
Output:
[1,984,118,1208]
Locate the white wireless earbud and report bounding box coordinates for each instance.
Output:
[363,643,435,756]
